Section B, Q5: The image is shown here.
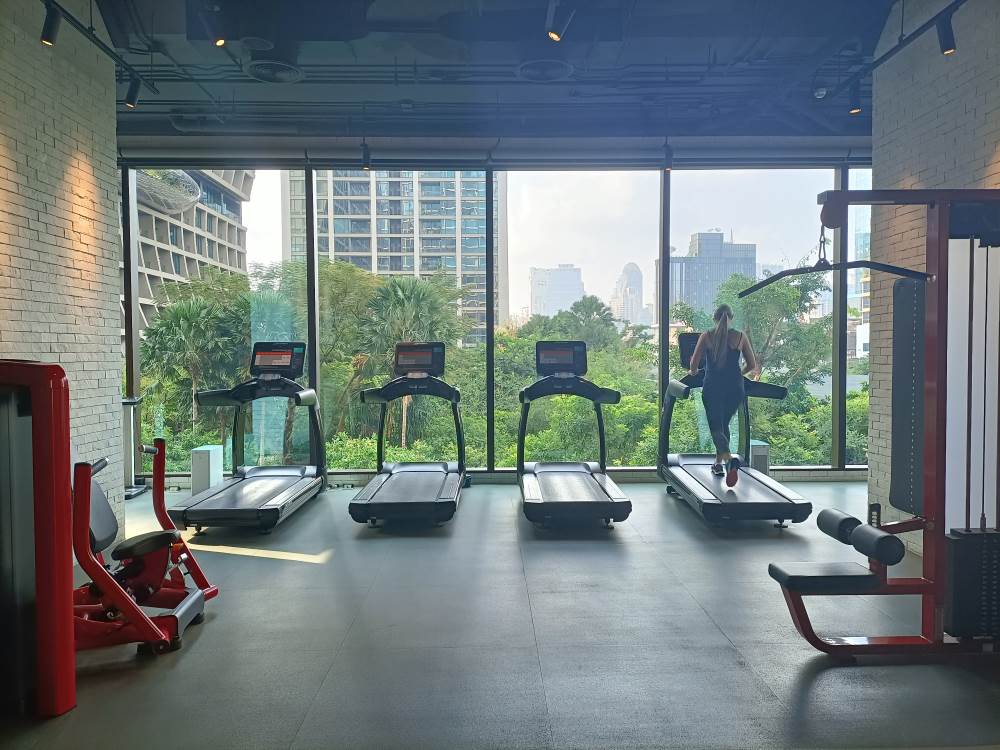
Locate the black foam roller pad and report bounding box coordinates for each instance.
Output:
[817,508,862,545]
[850,524,906,565]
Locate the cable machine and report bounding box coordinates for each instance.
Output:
[762,189,1000,657]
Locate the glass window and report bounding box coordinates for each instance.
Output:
[669,168,835,467]
[289,180,305,197]
[420,181,456,198]
[421,255,457,272]
[334,169,368,177]
[376,199,414,216]
[495,170,659,468]
[316,180,328,196]
[334,236,371,252]
[462,182,486,198]
[421,170,455,178]
[421,200,456,217]
[316,199,328,215]
[376,180,413,197]
[462,218,486,235]
[320,169,487,471]
[291,216,306,233]
[375,170,412,178]
[333,199,370,216]
[462,200,486,217]
[462,254,486,270]
[318,236,329,253]
[461,170,485,179]
[421,219,456,236]
[377,255,416,272]
[462,236,486,252]
[377,236,414,252]
[376,218,414,235]
[290,199,306,213]
[420,237,456,252]
[139,169,308,475]
[334,218,371,234]
[317,218,329,234]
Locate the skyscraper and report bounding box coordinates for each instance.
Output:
[610,262,643,323]
[670,231,756,314]
[281,169,509,344]
[529,264,585,317]
[125,169,254,332]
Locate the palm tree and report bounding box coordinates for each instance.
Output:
[141,297,231,426]
[359,275,468,447]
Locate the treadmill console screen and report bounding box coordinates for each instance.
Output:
[250,342,306,378]
[536,341,587,376]
[394,342,445,377]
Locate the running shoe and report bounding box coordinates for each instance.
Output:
[726,457,741,487]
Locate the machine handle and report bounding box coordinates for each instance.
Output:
[90,457,108,476]
[141,444,159,455]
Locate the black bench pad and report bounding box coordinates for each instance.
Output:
[112,529,181,560]
[768,561,880,594]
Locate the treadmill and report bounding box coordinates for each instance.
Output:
[349,342,467,526]
[518,341,632,526]
[168,342,327,534]
[658,332,812,526]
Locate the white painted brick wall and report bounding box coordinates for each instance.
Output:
[871,0,1000,552]
[0,1,123,524]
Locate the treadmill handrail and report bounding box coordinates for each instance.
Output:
[657,371,787,467]
[362,375,465,474]
[196,376,327,482]
[360,375,460,404]
[516,375,618,475]
[519,375,621,405]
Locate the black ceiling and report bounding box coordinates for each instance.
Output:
[98,0,893,143]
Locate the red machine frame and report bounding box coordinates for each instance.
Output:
[0,361,76,716]
[72,437,218,653]
[779,189,1000,657]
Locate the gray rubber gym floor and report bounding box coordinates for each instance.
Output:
[7,481,1000,750]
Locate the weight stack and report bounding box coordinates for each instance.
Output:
[945,529,1000,638]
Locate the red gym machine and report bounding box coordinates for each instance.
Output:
[72,436,218,654]
[0,360,217,718]
[753,190,1000,658]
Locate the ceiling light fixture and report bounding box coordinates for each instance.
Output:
[214,36,226,47]
[847,79,862,115]
[124,75,142,108]
[361,139,372,171]
[936,13,956,55]
[40,3,61,46]
[545,0,575,42]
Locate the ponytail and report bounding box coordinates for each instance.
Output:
[709,304,734,364]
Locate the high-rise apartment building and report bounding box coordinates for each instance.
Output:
[529,264,585,317]
[610,262,644,324]
[281,169,509,344]
[670,231,756,314]
[847,219,872,358]
[126,169,254,331]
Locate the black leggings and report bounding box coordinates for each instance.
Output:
[702,387,743,457]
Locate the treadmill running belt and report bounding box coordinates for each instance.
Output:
[685,464,794,505]
[369,472,449,503]
[192,476,302,511]
[536,471,609,503]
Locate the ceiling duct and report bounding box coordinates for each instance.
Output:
[243,40,304,84]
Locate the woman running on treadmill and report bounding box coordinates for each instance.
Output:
[688,304,759,487]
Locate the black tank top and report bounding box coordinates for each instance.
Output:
[703,334,744,391]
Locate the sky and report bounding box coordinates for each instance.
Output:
[242,168,841,314]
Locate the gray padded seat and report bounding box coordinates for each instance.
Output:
[768,561,880,594]
[111,529,181,560]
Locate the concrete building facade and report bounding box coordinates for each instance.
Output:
[282,169,509,344]
[529,264,585,317]
[670,231,757,314]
